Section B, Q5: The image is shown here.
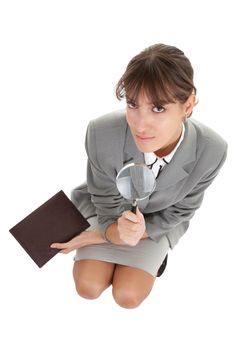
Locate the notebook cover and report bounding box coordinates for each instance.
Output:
[9,190,90,268]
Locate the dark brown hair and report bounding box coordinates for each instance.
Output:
[115,43,196,106]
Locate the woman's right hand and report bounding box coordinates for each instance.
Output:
[50,229,106,254]
[117,207,146,246]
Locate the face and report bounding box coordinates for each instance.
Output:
[126,92,193,157]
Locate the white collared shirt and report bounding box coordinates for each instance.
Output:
[144,123,185,178]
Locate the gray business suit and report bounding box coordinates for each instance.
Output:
[71,109,227,274]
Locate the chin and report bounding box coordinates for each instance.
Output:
[135,143,156,153]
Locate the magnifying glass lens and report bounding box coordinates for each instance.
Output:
[116,163,156,212]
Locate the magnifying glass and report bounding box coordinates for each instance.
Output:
[116,163,156,214]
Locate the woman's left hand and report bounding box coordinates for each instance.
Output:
[50,229,106,254]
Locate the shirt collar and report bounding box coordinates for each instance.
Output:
[144,123,185,165]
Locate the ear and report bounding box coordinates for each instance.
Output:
[184,93,197,117]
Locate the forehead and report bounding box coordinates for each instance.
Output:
[126,91,169,105]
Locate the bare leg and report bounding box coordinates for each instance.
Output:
[112,265,156,309]
[73,260,115,299]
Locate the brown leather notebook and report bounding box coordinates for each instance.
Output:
[9,190,90,268]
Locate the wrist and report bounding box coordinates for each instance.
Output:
[105,222,126,245]
[103,229,113,244]
[82,230,106,245]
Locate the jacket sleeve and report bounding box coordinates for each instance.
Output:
[145,146,228,248]
[85,121,125,235]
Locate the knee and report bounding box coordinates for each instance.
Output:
[112,287,143,309]
[75,279,105,300]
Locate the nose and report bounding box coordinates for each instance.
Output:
[133,110,149,132]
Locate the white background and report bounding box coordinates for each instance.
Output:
[1,1,250,349]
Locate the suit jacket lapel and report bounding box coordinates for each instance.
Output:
[156,120,197,190]
[123,124,145,165]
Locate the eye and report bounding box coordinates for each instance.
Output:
[126,100,137,109]
[152,105,166,113]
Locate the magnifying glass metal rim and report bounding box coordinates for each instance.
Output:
[116,162,156,202]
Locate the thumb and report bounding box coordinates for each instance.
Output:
[136,206,143,218]
[136,207,145,227]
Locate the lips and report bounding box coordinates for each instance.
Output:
[136,135,155,141]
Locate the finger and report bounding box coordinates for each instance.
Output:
[123,215,144,230]
[123,210,139,223]
[123,238,138,246]
[50,243,67,249]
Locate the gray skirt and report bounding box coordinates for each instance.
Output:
[72,184,170,276]
[74,217,170,277]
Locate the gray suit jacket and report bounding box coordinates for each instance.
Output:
[71,109,227,249]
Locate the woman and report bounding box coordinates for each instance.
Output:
[51,43,227,308]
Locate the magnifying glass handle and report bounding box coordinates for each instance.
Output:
[132,200,137,214]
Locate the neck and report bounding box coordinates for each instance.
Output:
[154,126,183,158]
